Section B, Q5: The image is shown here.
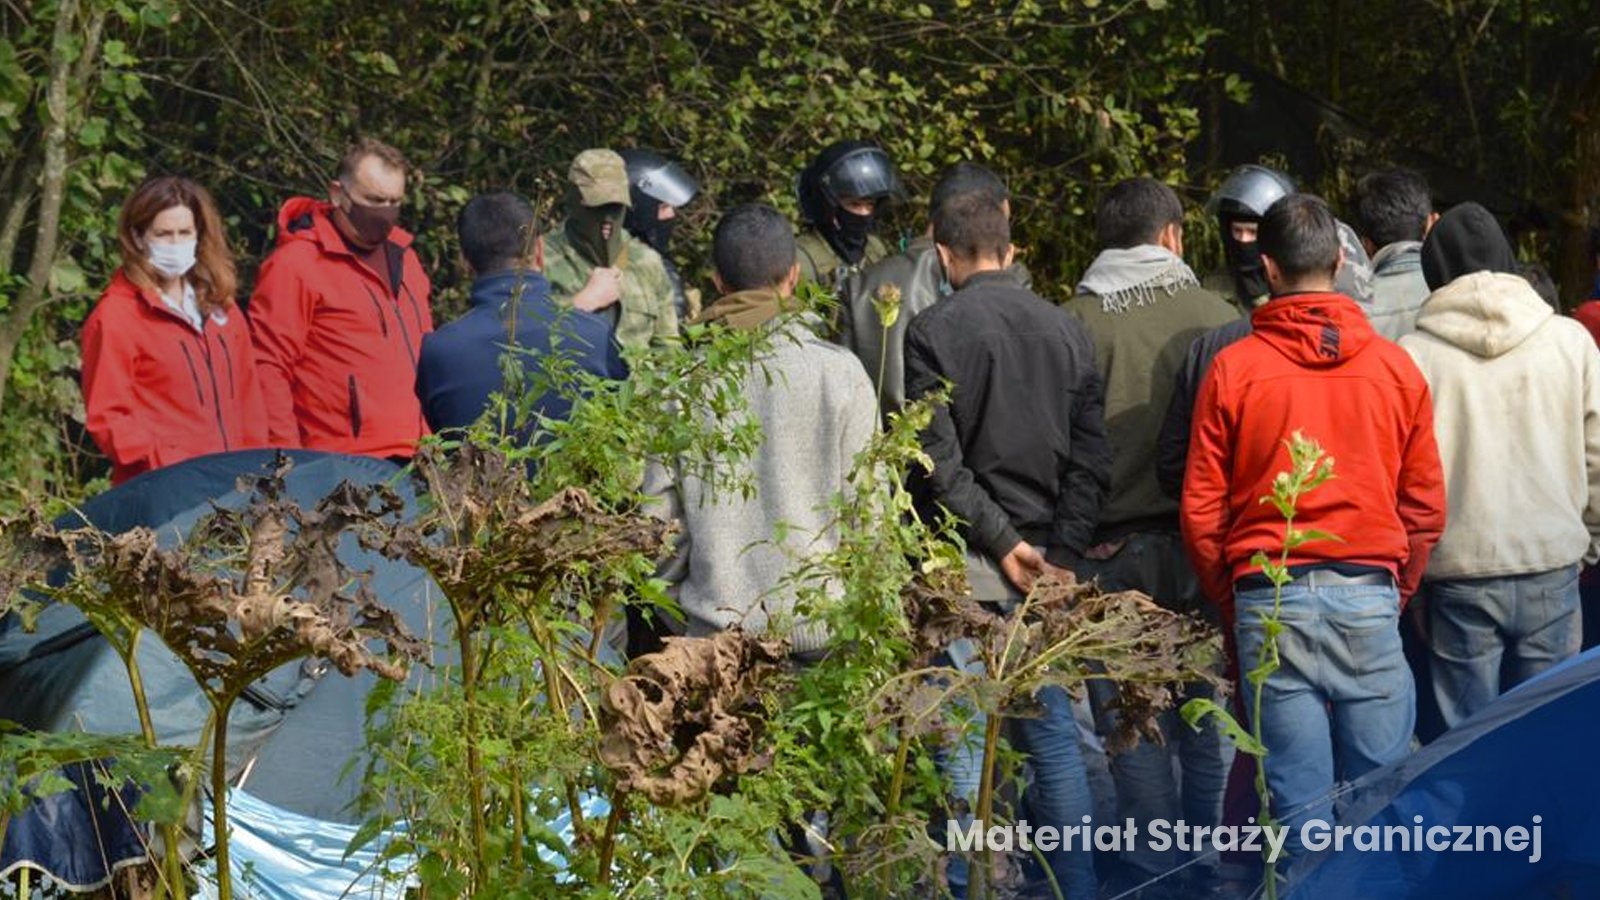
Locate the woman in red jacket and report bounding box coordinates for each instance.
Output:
[82,175,269,483]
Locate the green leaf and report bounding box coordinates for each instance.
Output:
[49,256,87,294]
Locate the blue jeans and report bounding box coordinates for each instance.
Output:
[1427,565,1582,729]
[1011,684,1098,900]
[1234,579,1414,860]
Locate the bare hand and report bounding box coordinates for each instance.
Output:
[999,541,1047,594]
[572,266,623,312]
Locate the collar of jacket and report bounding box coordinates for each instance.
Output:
[469,269,550,311]
[1370,240,1423,275]
[695,287,799,330]
[953,268,1017,292]
[112,269,227,329]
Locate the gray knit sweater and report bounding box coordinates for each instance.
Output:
[644,314,877,654]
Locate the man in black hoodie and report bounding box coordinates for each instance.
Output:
[906,167,1109,900]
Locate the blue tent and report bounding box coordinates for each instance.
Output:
[1287,646,1600,899]
[0,450,444,892]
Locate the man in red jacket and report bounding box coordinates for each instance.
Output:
[249,138,433,459]
[1181,193,1446,862]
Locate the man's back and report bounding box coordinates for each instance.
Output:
[1063,281,1238,530]
[415,270,624,435]
[652,317,876,654]
[1368,241,1430,341]
[1182,292,1445,608]
[906,270,1108,559]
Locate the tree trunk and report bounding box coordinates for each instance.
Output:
[0,0,104,416]
[1558,65,1600,307]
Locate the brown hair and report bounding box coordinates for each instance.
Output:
[337,138,408,184]
[117,175,236,314]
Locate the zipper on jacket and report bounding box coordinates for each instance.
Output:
[387,281,418,365]
[217,333,237,399]
[362,283,390,337]
[400,281,426,363]
[347,375,363,438]
[179,343,206,405]
[196,327,231,451]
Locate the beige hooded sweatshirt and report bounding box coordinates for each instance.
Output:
[1400,271,1600,579]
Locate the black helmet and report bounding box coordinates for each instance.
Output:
[797,140,902,226]
[619,149,698,256]
[1207,164,1296,221]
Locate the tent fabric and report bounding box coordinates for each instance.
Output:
[1286,645,1600,899]
[0,449,441,888]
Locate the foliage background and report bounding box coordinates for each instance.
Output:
[3,0,1599,506]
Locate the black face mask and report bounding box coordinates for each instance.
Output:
[342,199,400,248]
[1222,220,1268,304]
[568,198,628,267]
[829,207,876,265]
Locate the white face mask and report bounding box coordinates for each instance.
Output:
[148,240,197,279]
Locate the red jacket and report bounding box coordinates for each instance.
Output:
[1180,292,1446,622]
[82,270,270,484]
[248,197,433,458]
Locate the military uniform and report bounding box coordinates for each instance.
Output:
[796,229,891,293]
[544,226,678,350]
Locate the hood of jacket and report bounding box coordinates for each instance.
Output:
[695,287,801,331]
[1415,270,1552,358]
[1421,202,1516,291]
[468,269,551,312]
[1249,291,1377,367]
[273,196,415,253]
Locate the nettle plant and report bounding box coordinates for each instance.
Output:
[1183,430,1339,900]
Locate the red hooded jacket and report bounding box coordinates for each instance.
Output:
[248,197,433,458]
[1180,292,1446,622]
[82,270,270,484]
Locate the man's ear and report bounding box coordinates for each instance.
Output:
[1002,243,1017,270]
[1333,244,1346,281]
[1361,236,1377,257]
[711,271,728,296]
[1262,253,1283,292]
[780,262,801,296]
[1157,221,1183,257]
[329,180,346,207]
[1424,211,1441,238]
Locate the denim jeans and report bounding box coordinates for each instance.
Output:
[950,550,1097,900]
[1234,579,1414,860]
[1076,532,1227,879]
[1427,564,1582,729]
[1011,684,1099,900]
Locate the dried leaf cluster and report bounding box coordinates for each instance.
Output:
[599,630,788,805]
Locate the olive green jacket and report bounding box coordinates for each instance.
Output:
[544,225,679,350]
[796,229,891,293]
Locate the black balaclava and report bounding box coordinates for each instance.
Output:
[1421,202,1517,291]
[623,194,679,257]
[566,188,628,267]
[832,205,875,265]
[1221,214,1269,302]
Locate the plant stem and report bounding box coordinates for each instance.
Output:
[885,726,910,818]
[456,620,490,885]
[122,633,185,900]
[595,786,626,886]
[209,694,236,900]
[875,329,889,412]
[969,714,1004,900]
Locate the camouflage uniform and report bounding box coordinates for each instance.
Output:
[545,226,678,350]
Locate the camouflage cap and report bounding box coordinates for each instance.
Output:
[568,149,631,208]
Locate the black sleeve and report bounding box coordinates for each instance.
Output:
[1156,334,1206,499]
[1053,328,1111,553]
[905,319,1023,561]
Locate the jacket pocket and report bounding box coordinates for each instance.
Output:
[347,375,363,438]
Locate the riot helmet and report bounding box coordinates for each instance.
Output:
[1208,164,1296,306]
[797,140,902,265]
[620,148,699,256]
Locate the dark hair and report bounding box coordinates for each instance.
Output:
[930,162,1009,218]
[1258,193,1340,281]
[1354,167,1432,248]
[713,204,796,291]
[932,186,1010,263]
[457,192,537,275]
[117,175,236,313]
[1519,261,1561,311]
[337,137,408,183]
[1095,177,1184,249]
